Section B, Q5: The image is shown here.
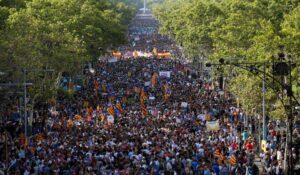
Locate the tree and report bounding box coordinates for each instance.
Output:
[0,0,137,111]
[152,0,300,119]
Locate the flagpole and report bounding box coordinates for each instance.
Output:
[144,0,146,14]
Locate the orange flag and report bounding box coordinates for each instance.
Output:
[151,72,158,86]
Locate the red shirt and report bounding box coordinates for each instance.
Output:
[245,142,253,150]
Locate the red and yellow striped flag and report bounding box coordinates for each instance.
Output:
[140,89,148,116]
[151,72,158,86]
[164,85,171,101]
[228,154,237,165]
[214,149,220,157]
[107,105,114,115]
[116,101,123,113]
[97,105,101,112]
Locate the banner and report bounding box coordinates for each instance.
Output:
[134,36,140,41]
[181,102,188,108]
[107,115,114,124]
[112,51,122,57]
[157,52,171,57]
[108,58,118,63]
[261,140,267,152]
[159,71,171,78]
[206,120,220,131]
[144,81,151,87]
[124,51,133,58]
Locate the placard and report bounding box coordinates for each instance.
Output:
[108,58,118,63]
[159,71,171,78]
[206,120,220,131]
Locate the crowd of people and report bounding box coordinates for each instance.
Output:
[0,8,299,175]
[119,9,180,57]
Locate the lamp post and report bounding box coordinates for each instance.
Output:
[206,57,297,175]
[22,69,54,141]
[262,64,266,140]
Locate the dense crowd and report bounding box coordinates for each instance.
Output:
[119,10,180,56]
[0,9,299,175]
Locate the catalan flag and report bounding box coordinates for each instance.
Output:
[102,83,106,92]
[228,154,237,166]
[164,85,171,101]
[140,89,148,116]
[67,118,74,128]
[116,101,123,113]
[107,103,114,115]
[101,114,106,123]
[122,96,127,104]
[217,154,226,165]
[94,80,99,96]
[96,105,101,112]
[151,72,158,86]
[36,133,44,143]
[140,88,147,101]
[74,114,82,121]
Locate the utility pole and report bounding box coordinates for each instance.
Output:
[5,115,8,175]
[262,64,266,140]
[144,0,146,14]
[22,68,54,144]
[288,60,294,175]
[23,69,27,142]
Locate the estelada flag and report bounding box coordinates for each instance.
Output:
[214,149,220,157]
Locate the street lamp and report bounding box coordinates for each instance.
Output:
[22,69,54,140]
[206,56,297,175]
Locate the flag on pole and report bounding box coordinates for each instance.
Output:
[140,89,148,116]
[164,84,171,101]
[67,118,73,128]
[151,72,158,86]
[116,101,123,113]
[94,80,99,96]
[107,102,114,115]
[97,105,101,112]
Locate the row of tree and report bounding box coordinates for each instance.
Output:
[153,0,300,118]
[0,0,136,110]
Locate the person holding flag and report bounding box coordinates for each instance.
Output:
[164,83,171,102]
[151,72,158,86]
[140,88,148,116]
[94,79,99,96]
[107,102,115,116]
[116,101,123,113]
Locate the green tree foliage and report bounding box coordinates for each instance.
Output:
[0,0,136,107]
[153,0,300,118]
